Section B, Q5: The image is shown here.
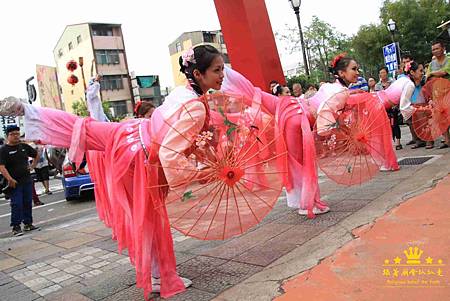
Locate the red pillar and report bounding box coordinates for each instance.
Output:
[214,0,286,92]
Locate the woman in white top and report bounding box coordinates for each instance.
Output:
[385,62,426,149]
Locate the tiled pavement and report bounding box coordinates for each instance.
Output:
[0,127,448,301]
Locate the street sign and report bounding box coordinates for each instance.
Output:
[383,43,398,72]
[0,116,24,138]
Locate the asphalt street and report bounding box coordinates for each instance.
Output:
[0,178,96,238]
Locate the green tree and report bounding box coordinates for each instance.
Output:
[72,98,88,117]
[304,16,350,80]
[351,0,449,78]
[286,74,317,91]
[71,99,114,121]
[350,24,390,78]
[380,0,449,64]
[277,16,350,82]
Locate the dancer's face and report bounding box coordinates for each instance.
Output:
[410,64,424,82]
[281,86,291,96]
[143,108,155,119]
[338,60,359,85]
[194,56,225,93]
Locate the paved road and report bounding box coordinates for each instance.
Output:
[0,178,96,238]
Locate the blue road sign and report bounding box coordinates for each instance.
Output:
[383,43,398,72]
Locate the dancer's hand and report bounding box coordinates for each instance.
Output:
[196,168,214,184]
[0,97,25,116]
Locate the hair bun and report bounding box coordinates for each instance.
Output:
[179,56,186,73]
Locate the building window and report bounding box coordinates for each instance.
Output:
[110,100,128,117]
[95,50,120,64]
[58,49,63,58]
[176,42,182,53]
[68,42,73,51]
[77,35,82,44]
[92,28,113,36]
[100,75,124,90]
[219,35,225,44]
[203,32,215,43]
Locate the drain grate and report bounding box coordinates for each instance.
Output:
[398,156,434,166]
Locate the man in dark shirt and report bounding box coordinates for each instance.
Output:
[0,125,40,236]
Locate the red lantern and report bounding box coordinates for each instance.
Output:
[67,74,79,85]
[66,60,78,72]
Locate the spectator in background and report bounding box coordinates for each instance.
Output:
[35,145,52,195]
[0,125,40,236]
[426,40,450,148]
[304,84,318,99]
[292,83,303,98]
[272,84,291,96]
[269,80,279,95]
[376,67,394,90]
[426,41,450,80]
[397,55,414,79]
[368,77,377,92]
[32,181,44,206]
[349,76,368,91]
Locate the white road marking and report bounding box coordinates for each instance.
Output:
[0,199,67,218]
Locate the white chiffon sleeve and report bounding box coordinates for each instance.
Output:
[399,81,415,121]
[222,66,277,115]
[158,101,206,189]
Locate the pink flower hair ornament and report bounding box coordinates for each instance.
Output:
[330,52,347,69]
[404,61,414,73]
[182,48,197,67]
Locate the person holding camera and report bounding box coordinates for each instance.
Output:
[0,125,40,236]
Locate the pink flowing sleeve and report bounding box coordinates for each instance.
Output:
[158,101,206,189]
[23,104,118,165]
[222,66,277,115]
[316,90,349,135]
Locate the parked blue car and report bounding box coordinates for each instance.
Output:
[61,154,94,201]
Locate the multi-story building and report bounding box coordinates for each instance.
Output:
[168,30,229,87]
[53,23,133,117]
[283,62,303,78]
[130,72,163,107]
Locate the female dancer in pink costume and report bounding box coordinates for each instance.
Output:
[222,67,329,218]
[0,45,228,299]
[312,54,400,172]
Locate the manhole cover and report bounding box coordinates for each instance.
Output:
[398,156,434,166]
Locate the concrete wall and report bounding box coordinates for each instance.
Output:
[92,36,124,50]
[53,24,95,113]
[96,52,128,75]
[100,77,131,102]
[169,31,228,87]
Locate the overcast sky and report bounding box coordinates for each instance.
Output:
[0,0,383,99]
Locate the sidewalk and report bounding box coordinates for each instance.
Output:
[276,175,450,301]
[0,126,448,301]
